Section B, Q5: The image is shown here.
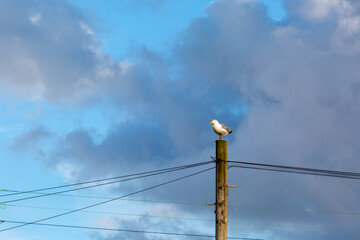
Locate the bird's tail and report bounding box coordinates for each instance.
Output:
[229,130,234,134]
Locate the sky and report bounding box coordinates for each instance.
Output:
[1,0,360,239]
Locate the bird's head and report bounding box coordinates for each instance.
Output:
[210,120,218,125]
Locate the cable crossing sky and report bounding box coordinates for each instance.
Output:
[227,160,360,179]
[0,167,214,233]
[3,158,359,236]
[0,220,264,240]
[0,161,212,198]
[0,161,212,205]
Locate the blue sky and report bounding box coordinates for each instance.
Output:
[70,0,213,59]
[2,0,360,239]
[69,0,286,60]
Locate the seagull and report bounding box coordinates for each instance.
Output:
[210,119,234,140]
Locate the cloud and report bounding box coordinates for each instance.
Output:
[9,125,51,155]
[29,13,41,25]
[101,0,360,238]
[90,211,210,240]
[0,0,127,103]
[4,0,360,239]
[48,121,177,181]
[298,0,352,20]
[55,161,79,182]
[149,204,180,218]
[25,2,360,239]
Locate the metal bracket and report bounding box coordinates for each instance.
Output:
[227,184,237,195]
[206,202,216,213]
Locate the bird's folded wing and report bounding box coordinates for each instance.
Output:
[220,124,231,132]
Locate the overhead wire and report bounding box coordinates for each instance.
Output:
[0,220,263,240]
[1,190,204,206]
[3,203,214,222]
[227,160,360,179]
[227,160,360,176]
[4,159,360,216]
[4,161,360,215]
[0,168,195,205]
[5,203,360,231]
[4,217,360,235]
[229,165,360,180]
[5,158,360,234]
[2,190,205,206]
[4,200,360,217]
[0,161,213,198]
[0,161,213,205]
[0,167,214,233]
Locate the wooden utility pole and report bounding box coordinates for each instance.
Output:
[216,140,227,240]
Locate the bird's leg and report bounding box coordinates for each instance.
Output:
[218,135,219,140]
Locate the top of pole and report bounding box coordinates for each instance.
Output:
[215,140,227,162]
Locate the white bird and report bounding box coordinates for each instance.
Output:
[210,119,234,140]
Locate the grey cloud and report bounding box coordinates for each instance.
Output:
[0,0,124,102]
[5,0,360,239]
[49,120,177,181]
[90,214,211,240]
[47,1,360,239]
[10,125,51,155]
[108,0,360,238]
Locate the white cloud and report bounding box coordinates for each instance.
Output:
[340,16,360,35]
[79,22,94,36]
[0,0,123,103]
[119,61,133,74]
[149,204,180,218]
[56,162,78,182]
[29,13,41,24]
[97,217,118,229]
[96,217,119,238]
[4,0,360,239]
[300,0,352,20]
[330,15,360,54]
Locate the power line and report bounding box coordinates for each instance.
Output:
[0,167,197,204]
[4,204,360,232]
[1,162,212,205]
[228,160,360,176]
[5,189,360,217]
[3,203,213,222]
[228,160,360,179]
[2,200,360,217]
[0,161,212,198]
[2,190,205,206]
[0,220,263,240]
[229,204,360,216]
[229,165,360,180]
[4,179,360,217]
[0,167,214,233]
[6,203,360,231]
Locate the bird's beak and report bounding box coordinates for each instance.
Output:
[210,121,213,124]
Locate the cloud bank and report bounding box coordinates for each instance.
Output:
[2,0,360,239]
